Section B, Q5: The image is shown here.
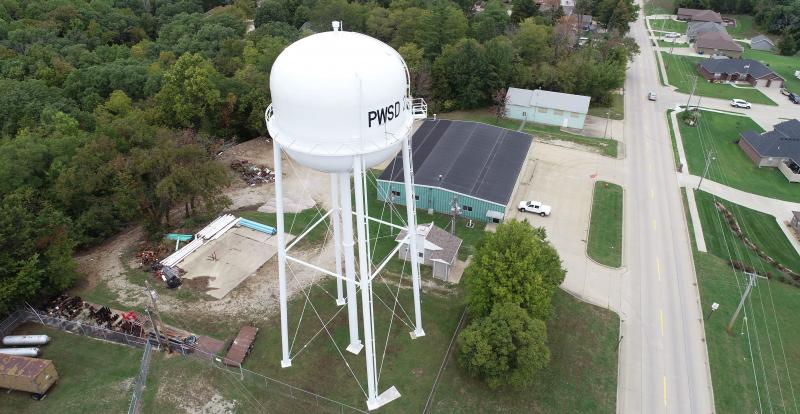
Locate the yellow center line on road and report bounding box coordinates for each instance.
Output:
[652,219,657,231]
[663,376,668,407]
[660,309,664,336]
[651,189,655,199]
[656,257,661,281]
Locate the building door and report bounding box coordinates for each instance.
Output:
[562,117,569,128]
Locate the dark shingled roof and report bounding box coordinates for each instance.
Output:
[740,119,800,161]
[699,58,777,79]
[378,119,532,205]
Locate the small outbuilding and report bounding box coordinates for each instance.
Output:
[750,35,775,52]
[505,87,591,129]
[395,223,462,281]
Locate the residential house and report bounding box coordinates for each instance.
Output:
[677,8,723,23]
[686,21,726,42]
[694,31,743,58]
[750,35,775,52]
[395,223,462,281]
[698,58,785,87]
[739,119,800,182]
[505,87,591,129]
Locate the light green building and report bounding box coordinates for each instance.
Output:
[505,87,591,129]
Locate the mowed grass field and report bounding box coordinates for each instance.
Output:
[724,14,760,39]
[677,110,800,203]
[743,48,800,92]
[587,181,624,267]
[683,189,800,414]
[661,53,777,105]
[649,18,687,33]
[3,324,142,414]
[643,0,675,15]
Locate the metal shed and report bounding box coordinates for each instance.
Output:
[377,119,532,223]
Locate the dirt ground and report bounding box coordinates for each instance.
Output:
[72,139,337,328]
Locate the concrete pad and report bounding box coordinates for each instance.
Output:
[179,227,282,299]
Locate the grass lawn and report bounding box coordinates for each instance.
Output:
[677,110,800,202]
[743,48,800,92]
[683,189,800,414]
[587,181,624,267]
[428,289,620,413]
[643,0,674,15]
[4,324,143,414]
[666,110,681,169]
[650,18,687,33]
[724,14,760,39]
[661,53,777,105]
[657,39,688,48]
[587,93,624,120]
[439,109,619,158]
[240,207,328,246]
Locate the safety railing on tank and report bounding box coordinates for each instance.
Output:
[264,104,274,125]
[411,98,428,119]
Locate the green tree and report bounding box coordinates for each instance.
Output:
[597,0,638,34]
[457,303,550,388]
[433,38,490,110]
[154,53,223,129]
[465,220,566,319]
[0,189,77,315]
[777,32,798,56]
[417,0,468,57]
[470,0,510,42]
[511,0,539,23]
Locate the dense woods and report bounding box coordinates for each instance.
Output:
[0,0,636,312]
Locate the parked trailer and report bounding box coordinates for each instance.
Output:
[0,354,58,398]
[0,348,40,357]
[3,335,50,346]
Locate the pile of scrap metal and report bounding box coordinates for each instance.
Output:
[43,296,145,336]
[230,159,275,185]
[44,295,84,320]
[150,264,182,289]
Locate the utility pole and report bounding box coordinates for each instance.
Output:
[697,151,714,190]
[726,272,758,334]
[449,195,460,236]
[144,280,166,349]
[685,76,698,111]
[603,110,611,139]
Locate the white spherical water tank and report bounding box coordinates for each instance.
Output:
[267,24,413,172]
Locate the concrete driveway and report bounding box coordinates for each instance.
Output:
[506,142,627,310]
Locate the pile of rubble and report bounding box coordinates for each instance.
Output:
[230,159,275,186]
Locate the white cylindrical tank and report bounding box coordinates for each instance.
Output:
[0,348,40,357]
[267,24,413,172]
[3,335,50,346]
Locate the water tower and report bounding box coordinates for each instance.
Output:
[265,21,427,410]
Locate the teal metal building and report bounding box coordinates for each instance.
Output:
[505,87,590,129]
[377,119,532,223]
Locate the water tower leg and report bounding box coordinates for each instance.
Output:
[331,174,346,306]
[273,142,292,368]
[354,157,400,411]
[402,137,425,339]
[340,173,363,355]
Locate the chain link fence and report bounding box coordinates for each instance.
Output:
[128,340,153,414]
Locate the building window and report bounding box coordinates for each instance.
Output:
[414,195,420,200]
[571,112,579,118]
[537,107,547,113]
[391,190,401,197]
[553,110,564,116]
[463,205,473,212]
[418,252,424,258]
[522,111,527,117]
[491,217,501,223]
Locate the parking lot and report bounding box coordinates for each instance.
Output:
[507,142,628,310]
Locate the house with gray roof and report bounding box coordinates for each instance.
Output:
[677,8,723,23]
[739,119,800,182]
[698,58,785,87]
[505,87,591,129]
[686,21,727,41]
[694,31,743,57]
[395,223,462,281]
[750,35,775,51]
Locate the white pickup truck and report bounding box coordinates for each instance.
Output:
[518,200,552,216]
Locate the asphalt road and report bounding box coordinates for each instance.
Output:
[616,9,715,414]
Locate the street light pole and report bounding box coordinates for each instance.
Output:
[727,273,758,334]
[603,111,611,139]
[697,151,714,190]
